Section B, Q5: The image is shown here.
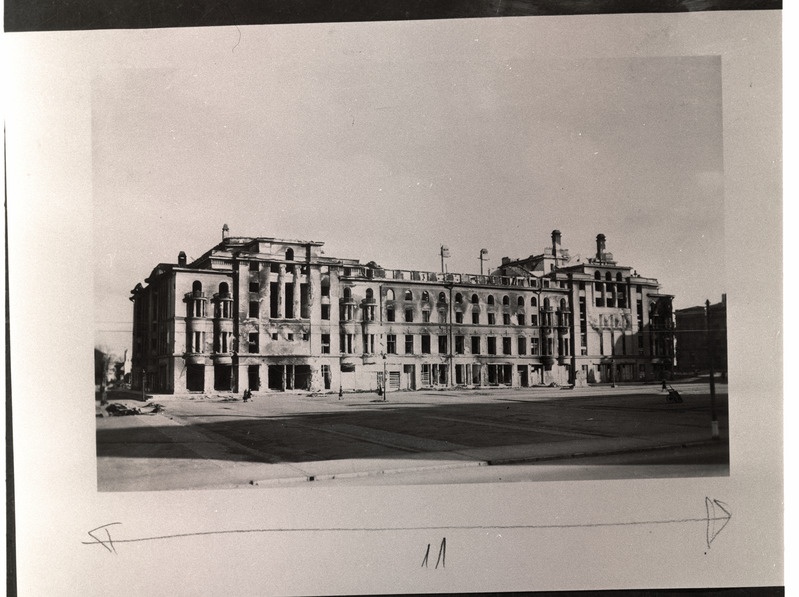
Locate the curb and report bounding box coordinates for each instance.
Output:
[241,439,726,486]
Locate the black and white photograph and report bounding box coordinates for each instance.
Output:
[93,46,731,492]
[5,2,784,595]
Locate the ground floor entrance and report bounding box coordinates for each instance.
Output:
[267,364,312,391]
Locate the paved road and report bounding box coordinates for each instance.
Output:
[96,383,728,491]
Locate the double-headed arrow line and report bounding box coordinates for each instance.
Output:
[83,497,731,555]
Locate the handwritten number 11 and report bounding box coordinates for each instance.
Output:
[421,538,446,569]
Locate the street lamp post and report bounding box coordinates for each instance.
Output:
[706,299,719,440]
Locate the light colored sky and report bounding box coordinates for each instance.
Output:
[92,24,725,354]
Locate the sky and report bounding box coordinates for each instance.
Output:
[92,22,725,354]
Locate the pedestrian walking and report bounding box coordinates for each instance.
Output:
[661,379,667,392]
[243,388,250,402]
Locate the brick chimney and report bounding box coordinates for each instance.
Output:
[551,229,562,257]
[596,234,606,261]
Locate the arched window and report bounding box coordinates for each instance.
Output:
[386,289,395,301]
[531,297,537,307]
[192,280,202,293]
[365,288,374,300]
[560,298,567,310]
[616,272,623,282]
[487,295,495,305]
[421,291,430,302]
[219,282,229,294]
[503,295,510,306]
[405,290,413,301]
[343,287,352,300]
[544,298,551,309]
[438,292,447,303]
[517,296,525,307]
[471,294,479,304]
[594,271,601,280]
[285,248,294,261]
[455,293,463,303]
[605,271,612,281]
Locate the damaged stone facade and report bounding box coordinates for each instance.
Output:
[129,229,674,394]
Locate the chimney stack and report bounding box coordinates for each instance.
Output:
[178,251,187,266]
[551,229,562,257]
[222,223,230,242]
[596,234,606,261]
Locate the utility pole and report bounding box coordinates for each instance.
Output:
[706,299,719,440]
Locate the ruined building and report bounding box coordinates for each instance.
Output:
[129,228,674,394]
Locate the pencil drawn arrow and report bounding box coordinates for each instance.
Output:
[83,497,731,554]
[705,497,732,549]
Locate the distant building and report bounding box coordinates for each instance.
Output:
[674,295,727,376]
[129,228,674,394]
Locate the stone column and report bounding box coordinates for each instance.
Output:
[292,272,301,319]
[278,264,286,319]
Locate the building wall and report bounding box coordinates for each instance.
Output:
[130,234,673,394]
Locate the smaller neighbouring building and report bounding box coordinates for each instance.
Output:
[674,295,727,376]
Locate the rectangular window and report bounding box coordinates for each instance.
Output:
[471,336,481,354]
[472,311,480,325]
[438,310,447,324]
[596,296,605,307]
[270,262,280,273]
[421,335,431,354]
[405,334,414,354]
[271,333,278,341]
[422,311,431,323]
[285,283,294,318]
[517,314,525,325]
[363,334,375,354]
[405,308,414,323]
[488,313,496,325]
[249,261,259,272]
[503,313,511,325]
[287,333,294,341]
[364,305,375,321]
[321,304,330,320]
[249,281,260,292]
[302,332,309,341]
[530,314,538,326]
[300,283,309,318]
[455,365,464,384]
[322,283,330,297]
[248,333,259,353]
[270,282,279,317]
[340,334,353,353]
[438,335,448,354]
[321,334,331,354]
[455,312,464,324]
[455,336,465,354]
[502,337,512,355]
[487,337,497,355]
[530,337,539,355]
[517,337,526,355]
[249,301,259,318]
[386,306,395,322]
[387,334,397,354]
